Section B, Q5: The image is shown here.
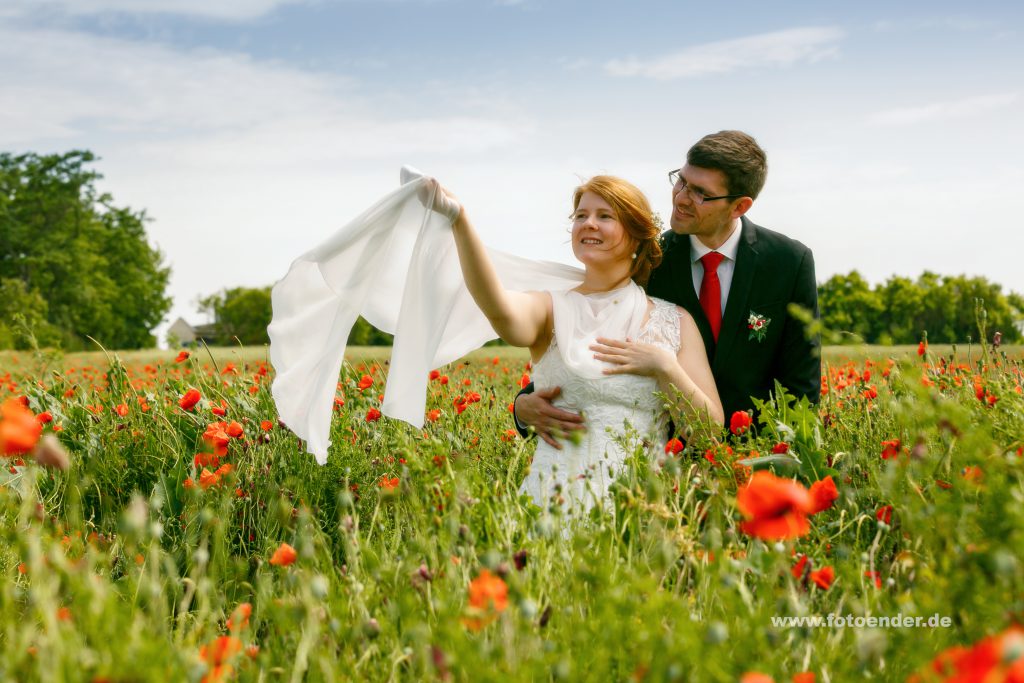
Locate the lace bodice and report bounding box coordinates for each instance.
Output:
[523,294,683,511]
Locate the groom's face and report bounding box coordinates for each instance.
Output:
[669,164,737,239]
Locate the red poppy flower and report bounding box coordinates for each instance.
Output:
[917,341,927,356]
[366,408,382,422]
[881,439,901,460]
[269,542,297,566]
[260,420,274,431]
[791,553,809,579]
[736,471,814,540]
[429,369,441,381]
[730,410,752,435]
[227,603,251,633]
[115,404,129,417]
[462,569,509,631]
[357,375,373,390]
[179,388,202,411]
[771,442,789,454]
[175,351,190,363]
[378,476,399,491]
[519,373,531,389]
[808,565,834,590]
[664,438,684,455]
[876,505,893,525]
[226,421,244,438]
[426,409,441,423]
[199,635,242,667]
[1,398,43,457]
[808,476,838,514]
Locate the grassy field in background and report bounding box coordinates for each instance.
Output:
[2,343,1020,380]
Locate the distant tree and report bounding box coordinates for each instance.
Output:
[0,151,171,349]
[818,271,883,343]
[199,287,273,346]
[818,270,1023,345]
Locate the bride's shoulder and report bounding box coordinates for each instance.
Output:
[646,296,692,320]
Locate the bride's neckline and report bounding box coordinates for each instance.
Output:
[571,281,635,298]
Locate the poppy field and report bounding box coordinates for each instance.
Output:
[1,341,1023,682]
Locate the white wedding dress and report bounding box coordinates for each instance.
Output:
[522,288,683,512]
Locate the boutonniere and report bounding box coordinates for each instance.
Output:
[747,311,771,342]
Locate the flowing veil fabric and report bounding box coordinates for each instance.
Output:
[268,167,584,465]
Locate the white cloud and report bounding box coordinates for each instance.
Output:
[867,93,1019,126]
[605,26,843,80]
[3,0,306,20]
[0,24,533,343]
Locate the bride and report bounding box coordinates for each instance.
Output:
[426,174,723,510]
[268,168,722,512]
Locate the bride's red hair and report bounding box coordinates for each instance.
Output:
[572,176,663,287]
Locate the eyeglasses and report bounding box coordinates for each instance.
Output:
[668,169,745,205]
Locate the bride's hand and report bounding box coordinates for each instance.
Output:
[419,177,462,223]
[590,337,678,378]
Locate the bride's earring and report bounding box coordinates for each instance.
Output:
[631,252,637,259]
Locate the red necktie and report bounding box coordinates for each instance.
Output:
[699,252,725,342]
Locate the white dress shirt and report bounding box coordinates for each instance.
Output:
[689,218,742,316]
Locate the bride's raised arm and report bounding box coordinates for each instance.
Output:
[426,179,550,349]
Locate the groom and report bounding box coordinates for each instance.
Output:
[514,130,820,446]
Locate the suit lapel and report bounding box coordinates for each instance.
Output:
[713,217,759,374]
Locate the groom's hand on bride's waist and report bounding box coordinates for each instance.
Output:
[514,386,585,450]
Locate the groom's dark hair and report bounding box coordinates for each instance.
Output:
[687,130,767,200]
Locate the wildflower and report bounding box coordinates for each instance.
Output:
[269,542,297,567]
[736,471,815,540]
[211,399,228,416]
[664,438,684,455]
[115,403,129,417]
[260,420,274,432]
[199,634,242,668]
[880,439,901,460]
[227,603,251,633]
[36,411,53,425]
[771,442,789,454]
[1,398,42,456]
[429,369,441,381]
[864,571,882,589]
[462,569,509,631]
[519,373,531,389]
[226,421,244,438]
[792,674,816,683]
[740,674,774,683]
[916,625,1024,681]
[807,476,838,514]
[179,388,202,411]
[808,565,834,590]
[791,553,809,579]
[427,409,441,423]
[183,477,195,489]
[175,350,190,363]
[366,408,382,422]
[221,363,237,376]
[917,341,927,356]
[439,375,449,385]
[378,476,399,492]
[729,410,752,436]
[357,374,373,390]
[199,468,220,489]
[876,505,893,525]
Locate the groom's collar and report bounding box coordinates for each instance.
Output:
[689,217,742,264]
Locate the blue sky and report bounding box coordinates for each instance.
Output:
[2,0,1022,343]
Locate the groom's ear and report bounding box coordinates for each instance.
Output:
[730,197,754,220]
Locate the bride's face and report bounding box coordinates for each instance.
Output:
[570,192,633,267]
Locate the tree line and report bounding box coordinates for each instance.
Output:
[1,150,1021,350]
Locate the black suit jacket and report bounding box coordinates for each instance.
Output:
[646,216,820,420]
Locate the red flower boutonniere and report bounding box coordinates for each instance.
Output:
[748,311,771,342]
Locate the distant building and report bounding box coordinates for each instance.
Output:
[166,317,219,347]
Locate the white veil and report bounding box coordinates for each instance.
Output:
[268,167,585,465]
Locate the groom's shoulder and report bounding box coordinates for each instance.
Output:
[745,218,813,260]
